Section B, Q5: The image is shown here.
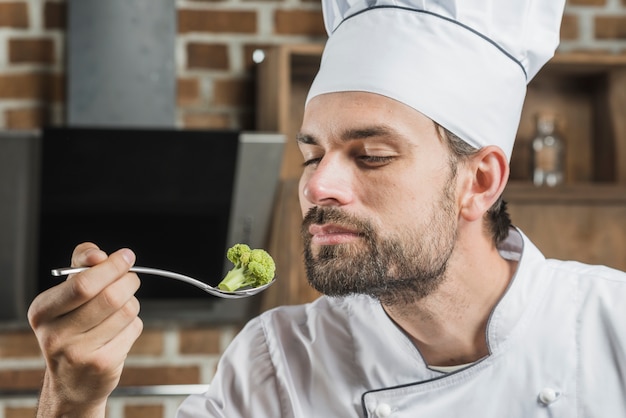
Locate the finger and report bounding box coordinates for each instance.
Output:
[41,294,141,365]
[71,242,108,269]
[28,242,108,330]
[29,248,136,325]
[63,248,137,312]
[82,296,143,353]
[95,314,144,370]
[90,314,144,393]
[56,271,141,335]
[32,280,142,385]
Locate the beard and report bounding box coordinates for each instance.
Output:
[301,177,458,306]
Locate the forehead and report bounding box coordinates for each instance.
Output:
[300,91,441,147]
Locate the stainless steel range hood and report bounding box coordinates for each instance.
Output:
[67,0,176,127]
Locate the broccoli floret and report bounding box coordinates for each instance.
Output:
[218,244,276,291]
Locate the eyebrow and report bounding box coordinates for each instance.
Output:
[296,125,397,145]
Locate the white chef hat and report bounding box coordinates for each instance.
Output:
[306,0,566,161]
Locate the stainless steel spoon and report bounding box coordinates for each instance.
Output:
[51,266,275,299]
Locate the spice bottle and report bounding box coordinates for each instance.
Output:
[531,112,565,187]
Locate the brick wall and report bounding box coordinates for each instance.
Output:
[0,0,65,129]
[0,1,625,130]
[0,324,240,417]
[1,0,625,417]
[560,0,626,51]
[0,0,326,131]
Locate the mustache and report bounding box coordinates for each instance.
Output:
[301,206,375,237]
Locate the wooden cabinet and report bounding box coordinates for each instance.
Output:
[510,53,626,184]
[504,183,626,271]
[256,44,325,181]
[256,45,626,308]
[506,52,626,272]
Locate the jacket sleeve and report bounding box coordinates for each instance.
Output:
[176,316,284,418]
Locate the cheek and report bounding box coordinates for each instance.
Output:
[298,175,311,217]
[360,178,410,222]
[369,176,440,223]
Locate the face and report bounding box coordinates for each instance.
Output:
[298,92,461,305]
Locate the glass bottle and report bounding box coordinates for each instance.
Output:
[531,112,565,187]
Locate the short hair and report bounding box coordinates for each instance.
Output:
[436,124,512,246]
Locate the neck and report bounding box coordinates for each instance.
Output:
[382,233,516,367]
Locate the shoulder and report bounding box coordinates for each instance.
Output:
[545,258,626,288]
[517,227,626,289]
[514,230,626,327]
[540,260,626,330]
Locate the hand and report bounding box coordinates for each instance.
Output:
[28,243,143,417]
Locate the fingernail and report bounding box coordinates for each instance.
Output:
[121,249,136,266]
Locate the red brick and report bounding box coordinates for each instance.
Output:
[179,327,222,355]
[595,16,626,39]
[274,10,325,36]
[177,77,201,106]
[0,72,64,101]
[6,407,38,418]
[119,366,200,386]
[0,369,45,390]
[212,78,253,107]
[178,9,256,34]
[5,107,42,129]
[44,1,67,29]
[8,37,55,64]
[0,2,29,28]
[182,111,231,129]
[0,330,42,358]
[124,404,164,418]
[5,106,47,129]
[187,43,229,70]
[128,328,164,356]
[560,14,579,41]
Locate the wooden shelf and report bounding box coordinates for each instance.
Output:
[548,52,626,70]
[505,182,626,204]
[512,52,626,185]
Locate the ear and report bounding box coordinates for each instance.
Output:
[458,145,509,222]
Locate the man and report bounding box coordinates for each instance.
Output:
[28,0,626,416]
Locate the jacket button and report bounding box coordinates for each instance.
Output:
[375,403,392,417]
[538,388,559,405]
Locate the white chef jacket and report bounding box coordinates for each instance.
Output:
[177,228,626,417]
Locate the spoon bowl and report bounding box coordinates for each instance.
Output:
[51,266,276,299]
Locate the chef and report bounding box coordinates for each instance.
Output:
[28,0,626,416]
[178,0,626,416]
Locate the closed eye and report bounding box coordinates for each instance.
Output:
[358,155,395,167]
[302,157,322,167]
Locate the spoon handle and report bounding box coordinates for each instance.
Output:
[51,266,212,291]
[51,266,273,299]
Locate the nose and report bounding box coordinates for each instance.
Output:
[300,155,354,207]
